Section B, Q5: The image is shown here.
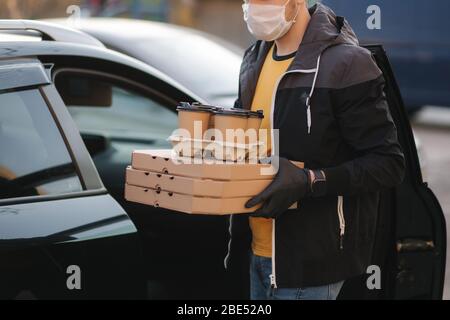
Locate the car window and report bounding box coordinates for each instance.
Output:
[0,89,83,200]
[55,73,178,144]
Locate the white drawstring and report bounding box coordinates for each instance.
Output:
[223,215,233,269]
[337,195,345,250]
[306,54,322,134]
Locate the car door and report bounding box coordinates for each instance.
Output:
[338,46,446,300]
[49,59,231,299]
[0,59,144,299]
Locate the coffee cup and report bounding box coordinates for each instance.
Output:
[247,110,264,131]
[191,102,218,129]
[212,108,249,144]
[177,102,216,139]
[246,110,264,144]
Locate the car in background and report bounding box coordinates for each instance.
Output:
[321,0,450,114]
[0,20,446,300]
[47,18,244,108]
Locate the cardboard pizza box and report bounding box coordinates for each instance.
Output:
[131,149,277,181]
[125,166,272,198]
[168,135,264,162]
[124,183,260,215]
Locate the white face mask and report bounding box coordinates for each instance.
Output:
[242,0,300,41]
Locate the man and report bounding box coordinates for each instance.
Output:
[225,1,406,300]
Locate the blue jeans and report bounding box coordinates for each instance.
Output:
[250,254,344,300]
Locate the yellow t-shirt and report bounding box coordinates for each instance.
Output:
[249,44,295,258]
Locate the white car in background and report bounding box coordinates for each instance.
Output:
[47,17,243,108]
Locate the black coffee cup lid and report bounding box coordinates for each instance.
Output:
[248,110,264,119]
[192,102,219,110]
[177,102,217,113]
[214,108,250,117]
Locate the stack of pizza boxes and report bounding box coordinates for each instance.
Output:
[124,102,303,214]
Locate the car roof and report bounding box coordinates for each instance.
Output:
[0,19,104,47]
[0,40,204,103]
[46,17,244,56]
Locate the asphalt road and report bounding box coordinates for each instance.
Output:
[411,106,450,300]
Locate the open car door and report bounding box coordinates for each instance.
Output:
[340,45,446,300]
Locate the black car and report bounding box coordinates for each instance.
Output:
[0,20,216,299]
[0,20,447,300]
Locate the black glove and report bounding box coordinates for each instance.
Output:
[245,158,327,219]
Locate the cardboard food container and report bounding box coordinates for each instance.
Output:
[124,183,260,215]
[168,135,262,162]
[126,149,304,215]
[176,102,216,138]
[126,166,273,198]
[131,149,276,180]
[246,110,264,131]
[212,108,249,144]
[246,110,264,144]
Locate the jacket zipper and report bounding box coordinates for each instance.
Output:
[268,56,322,288]
[224,55,323,285]
[337,195,345,250]
[270,218,276,288]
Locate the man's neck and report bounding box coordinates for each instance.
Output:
[275,5,311,56]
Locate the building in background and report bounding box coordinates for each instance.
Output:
[0,0,82,19]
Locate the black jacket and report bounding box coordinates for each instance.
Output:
[225,4,405,288]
